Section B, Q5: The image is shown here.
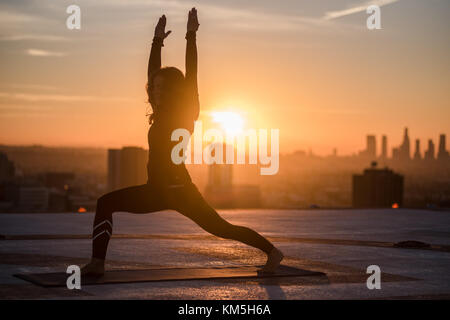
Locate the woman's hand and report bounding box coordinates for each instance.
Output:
[154,15,171,40]
[187,7,199,32]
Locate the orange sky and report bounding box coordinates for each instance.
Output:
[1,0,449,156]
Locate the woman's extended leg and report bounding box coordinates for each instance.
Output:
[172,184,284,272]
[82,184,166,275]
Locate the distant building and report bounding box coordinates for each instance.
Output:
[413,139,421,160]
[41,173,73,212]
[437,134,449,160]
[424,139,435,160]
[352,162,403,208]
[381,135,388,159]
[208,163,233,189]
[359,135,376,159]
[107,147,148,191]
[204,161,234,208]
[107,149,121,191]
[203,143,261,208]
[403,127,411,159]
[367,135,376,158]
[392,127,410,161]
[42,172,75,190]
[0,152,15,183]
[204,163,262,208]
[48,192,70,212]
[18,186,49,212]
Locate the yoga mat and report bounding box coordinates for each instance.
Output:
[14,265,325,287]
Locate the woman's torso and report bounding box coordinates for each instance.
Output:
[147,117,193,186]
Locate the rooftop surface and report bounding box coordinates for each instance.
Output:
[1,208,450,299]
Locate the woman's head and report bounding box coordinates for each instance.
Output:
[147,67,185,120]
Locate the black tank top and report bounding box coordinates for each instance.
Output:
[147,117,193,186]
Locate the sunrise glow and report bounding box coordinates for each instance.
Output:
[210,111,245,137]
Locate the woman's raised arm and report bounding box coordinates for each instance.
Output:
[148,15,171,82]
[185,8,200,120]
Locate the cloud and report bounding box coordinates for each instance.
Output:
[0,104,55,115]
[1,84,59,91]
[0,34,68,41]
[0,92,136,103]
[0,10,40,24]
[90,0,333,32]
[324,0,400,20]
[26,49,67,57]
[201,4,330,31]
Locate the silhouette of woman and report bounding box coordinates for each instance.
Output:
[82,8,283,276]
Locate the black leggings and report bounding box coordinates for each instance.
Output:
[91,182,274,259]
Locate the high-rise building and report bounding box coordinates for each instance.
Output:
[107,147,148,191]
[107,149,121,191]
[437,134,449,160]
[424,139,435,160]
[381,135,388,159]
[352,162,403,208]
[392,127,410,161]
[203,144,262,208]
[359,135,377,158]
[208,163,233,189]
[120,147,148,188]
[0,152,15,183]
[204,143,234,208]
[402,127,410,160]
[366,135,376,158]
[413,139,421,160]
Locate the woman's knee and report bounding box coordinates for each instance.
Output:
[96,193,115,215]
[205,220,240,239]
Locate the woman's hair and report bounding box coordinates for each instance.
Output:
[146,67,186,124]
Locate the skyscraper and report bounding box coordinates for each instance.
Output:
[367,135,376,158]
[413,139,421,160]
[381,135,387,158]
[424,139,435,160]
[392,127,411,161]
[204,143,234,208]
[107,147,148,191]
[107,149,121,191]
[437,134,449,160]
[359,135,377,158]
[0,152,15,183]
[401,127,411,160]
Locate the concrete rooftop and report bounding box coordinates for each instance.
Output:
[1,208,449,299]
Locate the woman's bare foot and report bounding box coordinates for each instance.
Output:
[259,247,284,274]
[81,258,105,276]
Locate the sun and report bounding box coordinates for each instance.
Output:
[210,111,244,137]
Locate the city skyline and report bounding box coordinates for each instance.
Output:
[359,127,449,160]
[1,125,449,159]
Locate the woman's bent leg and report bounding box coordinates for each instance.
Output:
[174,185,274,254]
[91,184,165,260]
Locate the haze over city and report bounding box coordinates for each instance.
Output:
[1,0,449,155]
